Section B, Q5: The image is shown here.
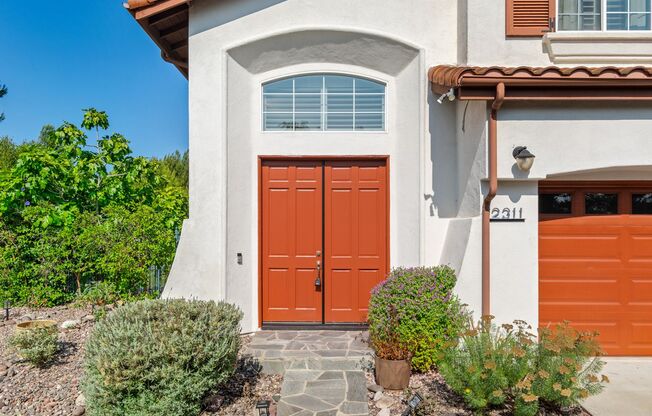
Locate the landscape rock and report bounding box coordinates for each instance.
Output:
[367,383,383,393]
[378,408,391,416]
[81,315,96,323]
[62,320,81,329]
[375,395,395,409]
[75,393,86,407]
[72,405,85,416]
[373,390,383,401]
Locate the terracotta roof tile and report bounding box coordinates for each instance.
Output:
[429,65,652,89]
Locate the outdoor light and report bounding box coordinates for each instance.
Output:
[255,400,271,416]
[513,146,535,171]
[401,392,424,416]
[4,300,10,321]
[437,88,456,104]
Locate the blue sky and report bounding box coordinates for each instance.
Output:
[0,1,188,158]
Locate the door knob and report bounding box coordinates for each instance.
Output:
[315,260,321,287]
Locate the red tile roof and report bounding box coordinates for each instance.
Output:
[429,65,652,90]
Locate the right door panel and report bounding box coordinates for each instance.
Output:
[324,160,388,323]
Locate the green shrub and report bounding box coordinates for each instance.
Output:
[9,327,58,367]
[368,266,468,372]
[439,317,606,415]
[75,281,121,306]
[532,323,606,409]
[0,109,188,307]
[82,299,243,416]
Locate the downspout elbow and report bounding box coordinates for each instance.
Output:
[485,82,505,209]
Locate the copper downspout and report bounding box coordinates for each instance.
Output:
[481,82,505,317]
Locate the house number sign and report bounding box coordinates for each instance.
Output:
[490,207,525,222]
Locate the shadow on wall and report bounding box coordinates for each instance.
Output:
[427,92,458,218]
[191,0,288,36]
[428,97,486,219]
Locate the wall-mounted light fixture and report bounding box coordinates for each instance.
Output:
[512,146,535,171]
[437,88,456,104]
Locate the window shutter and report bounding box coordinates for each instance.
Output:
[506,0,555,37]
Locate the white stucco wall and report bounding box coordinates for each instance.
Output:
[163,0,652,332]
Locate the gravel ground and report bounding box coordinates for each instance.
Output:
[0,307,282,416]
[366,369,591,416]
[0,305,93,416]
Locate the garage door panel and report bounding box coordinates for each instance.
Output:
[539,182,652,356]
[540,279,620,303]
[630,235,652,258]
[629,278,652,304]
[540,260,621,276]
[631,323,652,349]
[539,234,622,259]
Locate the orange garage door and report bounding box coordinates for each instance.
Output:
[539,182,652,356]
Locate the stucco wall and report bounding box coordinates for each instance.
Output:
[164,0,652,333]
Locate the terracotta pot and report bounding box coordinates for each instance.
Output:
[374,356,411,390]
[15,320,58,333]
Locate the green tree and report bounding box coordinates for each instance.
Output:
[0,84,6,123]
[0,136,18,171]
[0,109,188,305]
[37,124,56,148]
[155,150,189,192]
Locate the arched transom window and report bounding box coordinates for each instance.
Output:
[262,74,385,131]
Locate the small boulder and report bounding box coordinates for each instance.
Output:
[61,320,80,329]
[81,315,96,323]
[75,393,86,407]
[376,395,394,409]
[373,391,384,401]
[378,409,391,416]
[72,405,85,416]
[367,383,383,393]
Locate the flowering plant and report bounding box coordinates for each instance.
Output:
[439,317,606,416]
[367,266,468,371]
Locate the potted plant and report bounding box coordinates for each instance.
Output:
[369,305,412,390]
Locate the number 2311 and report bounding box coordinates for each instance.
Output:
[491,207,523,219]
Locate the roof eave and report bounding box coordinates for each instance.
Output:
[429,65,652,101]
[124,0,190,78]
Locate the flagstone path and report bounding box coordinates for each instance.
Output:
[243,330,372,416]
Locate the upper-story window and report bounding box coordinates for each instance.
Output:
[262,74,385,132]
[558,0,651,31]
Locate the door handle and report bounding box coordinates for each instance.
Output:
[315,260,321,287]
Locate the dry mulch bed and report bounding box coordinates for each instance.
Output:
[0,305,93,416]
[0,307,281,416]
[366,370,591,416]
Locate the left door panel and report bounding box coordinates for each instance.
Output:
[262,161,323,322]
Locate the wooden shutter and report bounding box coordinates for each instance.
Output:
[506,0,555,37]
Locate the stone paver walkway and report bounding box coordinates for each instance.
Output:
[243,330,372,416]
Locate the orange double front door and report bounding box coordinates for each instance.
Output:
[261,159,388,324]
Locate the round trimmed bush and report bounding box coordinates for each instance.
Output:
[368,266,468,372]
[82,299,243,416]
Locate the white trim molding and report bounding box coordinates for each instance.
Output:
[544,32,652,64]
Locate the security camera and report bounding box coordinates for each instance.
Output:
[437,88,456,104]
